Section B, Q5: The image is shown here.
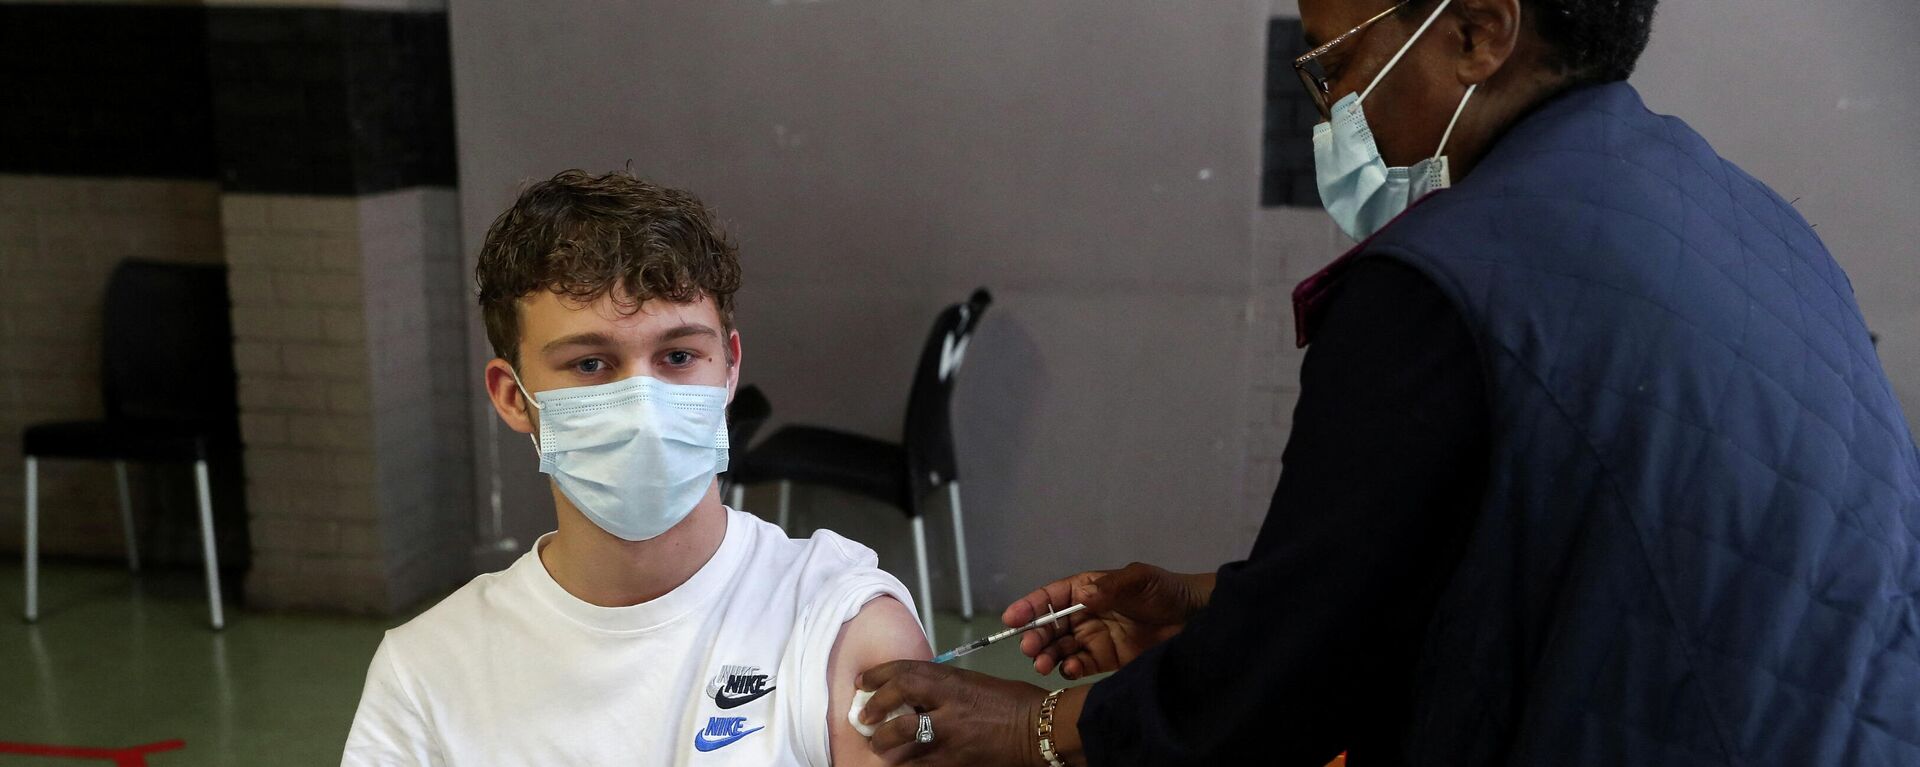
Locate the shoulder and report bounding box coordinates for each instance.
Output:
[799,525,882,570]
[731,507,875,564]
[1333,257,1452,308]
[729,509,892,604]
[1312,255,1475,364]
[346,617,469,764]
[379,561,525,669]
[786,523,924,672]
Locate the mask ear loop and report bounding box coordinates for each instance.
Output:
[1357,0,1456,106]
[506,366,544,451]
[1432,83,1478,160]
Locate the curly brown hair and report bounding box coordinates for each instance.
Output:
[476,169,742,366]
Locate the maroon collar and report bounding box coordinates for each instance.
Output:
[1291,245,1364,349]
[1289,196,1440,348]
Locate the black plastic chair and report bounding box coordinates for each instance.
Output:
[718,385,771,499]
[21,260,240,629]
[729,289,992,642]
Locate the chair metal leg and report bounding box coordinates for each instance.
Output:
[728,482,745,511]
[777,480,792,533]
[948,482,974,621]
[115,461,139,573]
[193,460,225,631]
[24,457,39,623]
[910,515,936,648]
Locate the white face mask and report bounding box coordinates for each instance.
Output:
[510,369,730,542]
[1312,0,1477,241]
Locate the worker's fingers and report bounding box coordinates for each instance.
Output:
[1020,628,1050,659]
[1031,619,1097,670]
[858,661,955,724]
[1009,572,1117,661]
[867,702,932,756]
[1058,631,1105,679]
[1063,652,1105,680]
[1035,632,1107,678]
[1003,577,1082,631]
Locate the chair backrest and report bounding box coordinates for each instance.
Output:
[727,384,772,454]
[101,260,240,425]
[902,288,992,504]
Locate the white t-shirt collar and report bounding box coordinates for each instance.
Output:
[517,509,750,633]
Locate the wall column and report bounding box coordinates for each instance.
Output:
[208,2,470,613]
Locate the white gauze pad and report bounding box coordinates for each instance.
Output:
[848,688,916,738]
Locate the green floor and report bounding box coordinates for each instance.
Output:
[0,559,1051,765]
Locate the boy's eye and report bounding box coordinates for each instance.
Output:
[664,351,696,367]
[575,359,606,374]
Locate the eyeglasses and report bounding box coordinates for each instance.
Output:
[1292,1,1409,120]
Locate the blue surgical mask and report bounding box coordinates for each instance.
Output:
[510,369,730,541]
[1313,0,1477,241]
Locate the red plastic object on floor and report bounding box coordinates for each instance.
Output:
[0,740,185,766]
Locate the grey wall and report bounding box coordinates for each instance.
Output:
[446,0,1920,612]
[449,1,1279,606]
[1632,0,1920,437]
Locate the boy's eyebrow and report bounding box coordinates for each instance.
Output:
[538,324,719,356]
[657,323,721,344]
[540,331,619,355]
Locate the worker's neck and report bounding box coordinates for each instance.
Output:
[539,482,729,607]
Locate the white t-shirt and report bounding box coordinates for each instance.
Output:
[341,508,916,766]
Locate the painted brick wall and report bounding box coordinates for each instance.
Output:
[224,189,470,613]
[1242,205,1346,531]
[1243,3,1326,529]
[222,193,388,610]
[200,2,468,614]
[358,187,471,610]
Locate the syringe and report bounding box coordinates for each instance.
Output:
[931,603,1088,664]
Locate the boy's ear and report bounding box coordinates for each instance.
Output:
[484,358,536,434]
[725,329,742,402]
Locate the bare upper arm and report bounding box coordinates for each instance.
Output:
[825,596,931,766]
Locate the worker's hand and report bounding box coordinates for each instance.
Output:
[856,661,1047,767]
[1005,562,1212,679]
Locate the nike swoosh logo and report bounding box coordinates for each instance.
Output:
[713,686,776,709]
[692,725,765,752]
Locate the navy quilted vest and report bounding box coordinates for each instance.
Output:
[1353,82,1920,764]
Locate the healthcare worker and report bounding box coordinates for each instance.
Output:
[855,0,1920,764]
